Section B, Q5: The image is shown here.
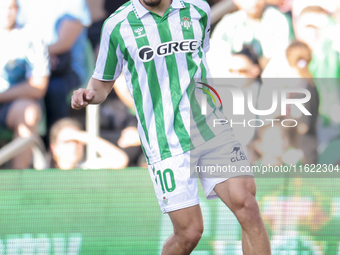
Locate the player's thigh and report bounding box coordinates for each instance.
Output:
[148,151,200,214]
[214,176,257,212]
[197,129,253,200]
[168,204,204,235]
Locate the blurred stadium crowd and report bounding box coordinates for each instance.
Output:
[1,0,340,170]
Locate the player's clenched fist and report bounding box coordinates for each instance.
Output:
[71,88,96,110]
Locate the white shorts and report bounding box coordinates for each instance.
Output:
[147,130,253,214]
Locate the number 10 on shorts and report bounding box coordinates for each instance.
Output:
[156,169,176,193]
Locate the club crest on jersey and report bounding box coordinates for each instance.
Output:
[134,27,146,38]
[181,17,192,30]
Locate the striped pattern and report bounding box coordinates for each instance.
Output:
[93,0,228,164]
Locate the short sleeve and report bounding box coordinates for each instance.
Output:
[203,20,210,52]
[201,2,211,53]
[92,19,123,81]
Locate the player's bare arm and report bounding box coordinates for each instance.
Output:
[71,77,115,110]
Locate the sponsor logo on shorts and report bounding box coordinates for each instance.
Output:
[228,146,247,163]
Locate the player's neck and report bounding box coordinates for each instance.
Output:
[139,0,172,17]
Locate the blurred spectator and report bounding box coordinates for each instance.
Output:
[16,0,92,142]
[263,5,340,148]
[0,0,49,169]
[49,118,129,170]
[292,0,338,22]
[259,41,319,163]
[264,0,295,41]
[333,1,340,24]
[252,116,303,166]
[211,0,291,68]
[104,0,129,16]
[206,39,232,78]
[86,0,127,57]
[207,0,222,5]
[85,0,144,166]
[285,41,319,164]
[86,0,107,53]
[224,46,262,153]
[229,46,262,80]
[262,6,340,77]
[100,74,145,167]
[295,6,340,78]
[114,74,135,111]
[296,6,340,149]
[265,0,292,13]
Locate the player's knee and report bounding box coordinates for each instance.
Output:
[184,231,202,250]
[234,196,260,224]
[228,179,257,210]
[178,227,203,250]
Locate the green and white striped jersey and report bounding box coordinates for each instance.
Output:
[93,0,227,164]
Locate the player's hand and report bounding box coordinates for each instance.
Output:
[71,88,96,110]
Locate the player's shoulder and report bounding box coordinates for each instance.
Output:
[182,0,210,14]
[103,1,134,32]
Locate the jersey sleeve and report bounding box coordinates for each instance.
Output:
[202,3,211,53]
[194,0,211,53]
[92,19,124,81]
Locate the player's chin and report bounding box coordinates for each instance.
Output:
[142,0,162,7]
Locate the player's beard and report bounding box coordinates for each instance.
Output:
[141,0,163,7]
